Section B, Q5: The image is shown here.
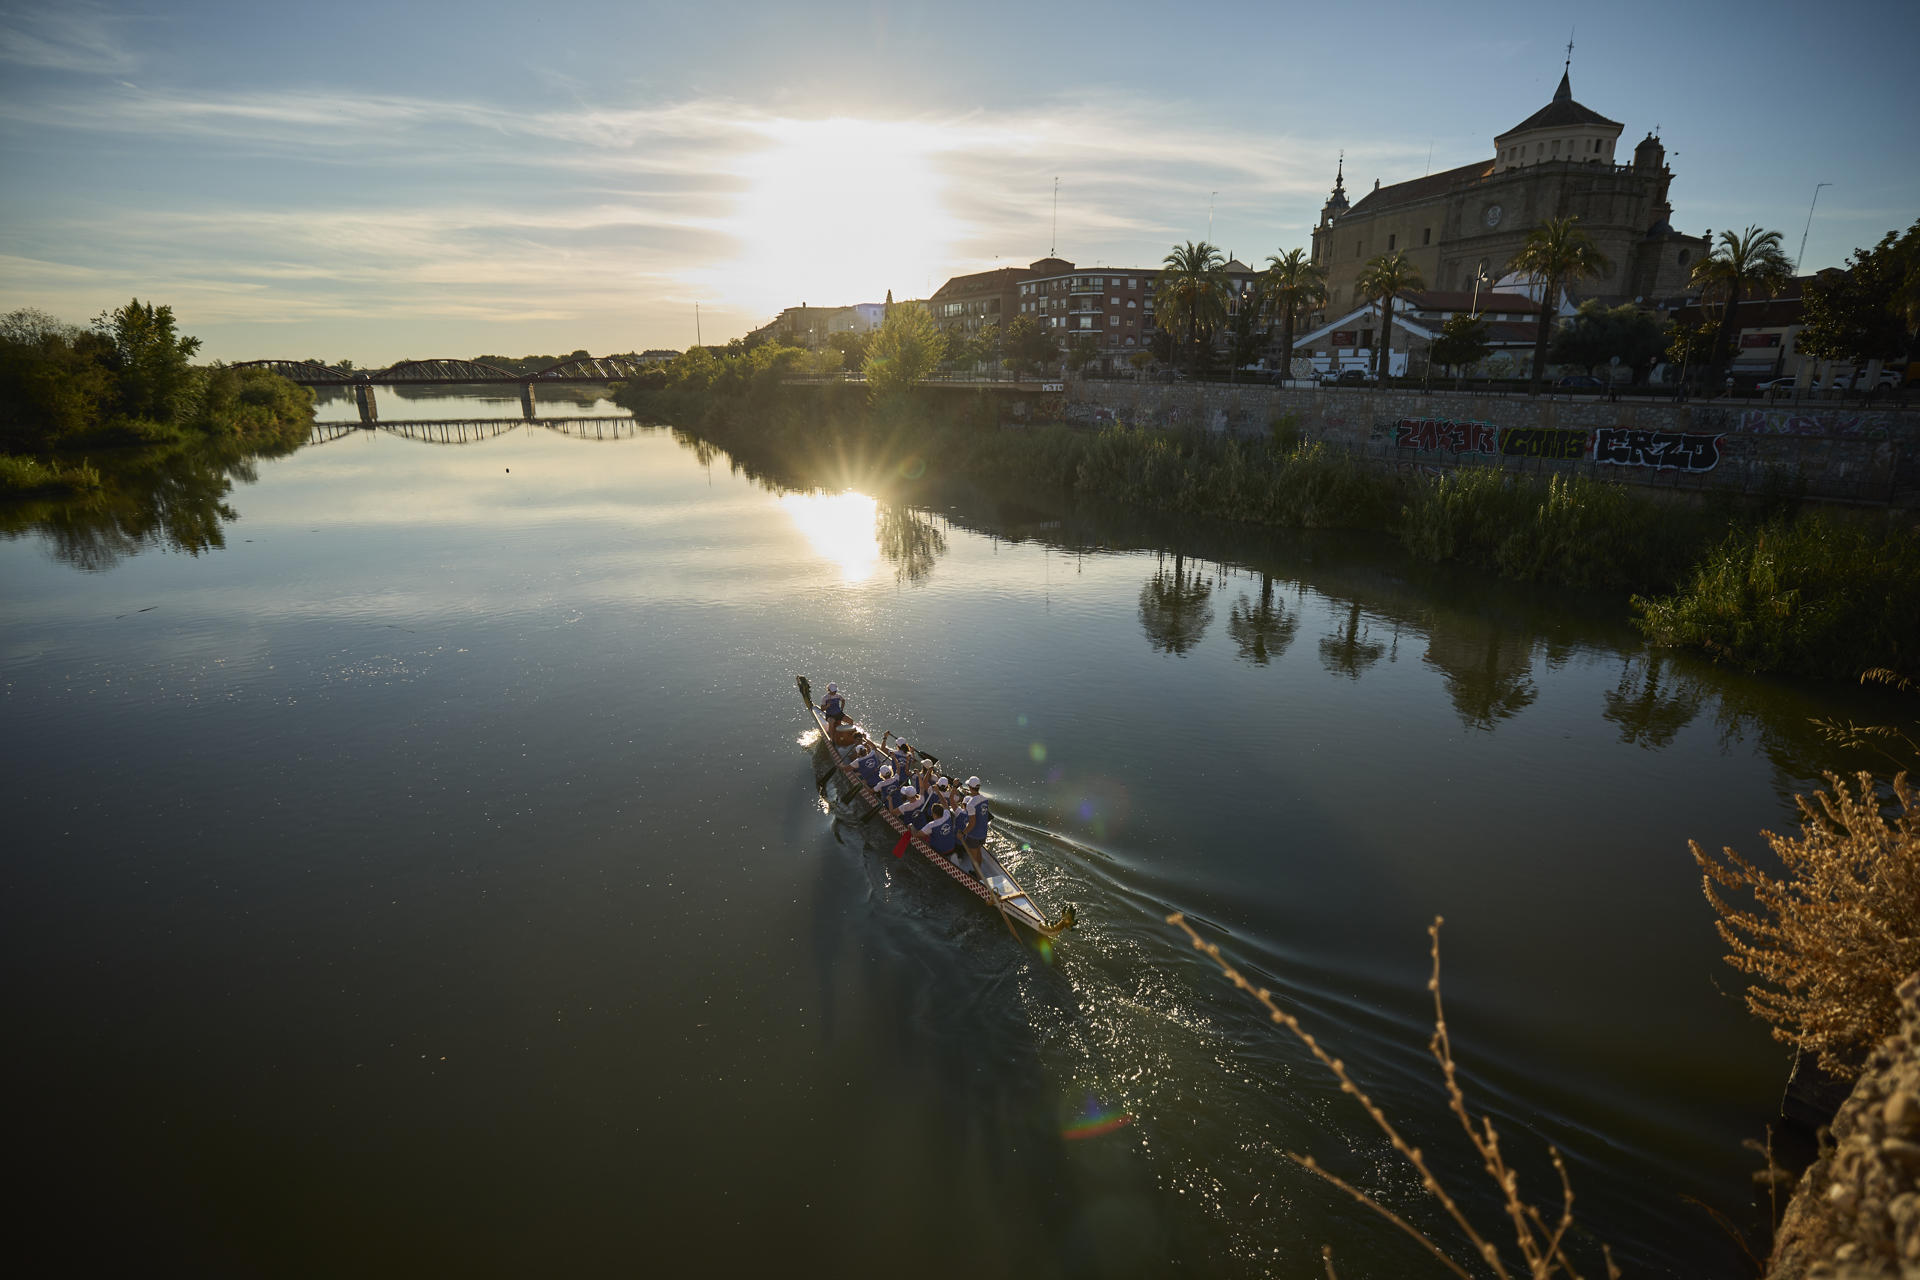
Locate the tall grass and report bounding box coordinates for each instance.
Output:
[0,452,102,495]
[1633,515,1920,681]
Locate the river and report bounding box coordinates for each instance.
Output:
[1,390,1890,1276]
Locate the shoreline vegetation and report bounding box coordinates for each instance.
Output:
[0,301,315,498]
[613,349,1920,686]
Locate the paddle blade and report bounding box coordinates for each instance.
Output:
[891,830,913,859]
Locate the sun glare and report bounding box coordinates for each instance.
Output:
[780,490,880,583]
[702,118,960,317]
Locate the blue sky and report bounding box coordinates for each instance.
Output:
[1,0,1913,363]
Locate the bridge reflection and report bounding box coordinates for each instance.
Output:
[307,418,643,447]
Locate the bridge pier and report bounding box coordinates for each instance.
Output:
[355,384,378,424]
[520,382,536,421]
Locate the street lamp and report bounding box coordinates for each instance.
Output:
[1469,264,1491,317]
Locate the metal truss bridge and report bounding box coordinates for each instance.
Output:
[235,355,654,422]
[308,418,645,447]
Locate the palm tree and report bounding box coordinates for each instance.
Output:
[1507,216,1612,394]
[1263,248,1327,384]
[1690,226,1792,390]
[1226,575,1299,665]
[1155,241,1230,372]
[1355,251,1425,381]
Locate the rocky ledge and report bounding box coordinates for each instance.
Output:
[1768,971,1920,1279]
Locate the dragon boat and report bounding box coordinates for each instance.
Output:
[797,675,1076,941]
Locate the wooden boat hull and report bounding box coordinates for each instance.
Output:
[797,675,1075,941]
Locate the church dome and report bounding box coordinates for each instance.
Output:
[1633,132,1665,170]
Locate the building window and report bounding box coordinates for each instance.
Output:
[1127,300,1136,308]
[1079,317,1093,329]
[1109,316,1119,326]
[1422,227,1431,246]
[1678,249,1691,265]
[1110,296,1119,305]
[1388,234,1396,250]
[1355,241,1362,258]
[1128,278,1137,289]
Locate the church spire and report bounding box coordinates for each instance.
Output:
[1555,33,1573,102]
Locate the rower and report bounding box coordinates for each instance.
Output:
[891,739,918,779]
[874,763,898,808]
[852,743,882,789]
[919,802,960,861]
[895,785,925,826]
[959,776,991,875]
[820,682,848,727]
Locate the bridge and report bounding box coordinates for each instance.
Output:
[236,355,654,423]
[307,417,646,447]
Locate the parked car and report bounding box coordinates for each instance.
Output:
[1554,375,1606,391]
[1756,376,1801,391]
[1321,368,1373,386]
[1827,368,1905,391]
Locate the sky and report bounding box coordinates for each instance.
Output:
[1,0,1914,364]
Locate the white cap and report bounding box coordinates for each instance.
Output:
[965,776,981,789]
[826,683,838,694]
[936,776,950,789]
[878,764,894,780]
[901,786,917,799]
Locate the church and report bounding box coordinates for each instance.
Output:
[1308,65,1705,319]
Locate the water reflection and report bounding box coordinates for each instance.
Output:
[0,439,283,571]
[1422,614,1539,730]
[875,502,947,586]
[1224,574,1299,667]
[1603,655,1706,750]
[1138,553,1215,655]
[1318,600,1386,680]
[779,490,880,582]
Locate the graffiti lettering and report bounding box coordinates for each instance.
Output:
[1395,417,1497,455]
[1592,427,1722,472]
[1499,427,1589,460]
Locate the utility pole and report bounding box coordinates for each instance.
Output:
[695,302,702,348]
[1796,183,1831,271]
[1051,177,1059,256]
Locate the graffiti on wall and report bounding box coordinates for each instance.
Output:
[1500,427,1589,460]
[1394,417,1497,455]
[1592,427,1723,472]
[1707,408,1910,440]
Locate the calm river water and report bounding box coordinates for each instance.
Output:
[2,391,1890,1277]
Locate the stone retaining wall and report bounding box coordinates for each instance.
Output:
[1069,382,1920,504]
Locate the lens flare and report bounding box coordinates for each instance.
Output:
[1063,1096,1134,1141]
[1029,742,1047,763]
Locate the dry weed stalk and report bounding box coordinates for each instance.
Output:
[1692,770,1919,1080]
[1169,912,1618,1280]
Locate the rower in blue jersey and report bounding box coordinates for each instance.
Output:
[894,785,926,827]
[852,744,882,789]
[959,776,990,875]
[820,683,847,726]
[891,740,917,780]
[919,803,959,857]
[874,763,898,808]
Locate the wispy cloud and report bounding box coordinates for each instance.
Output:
[0,1,137,74]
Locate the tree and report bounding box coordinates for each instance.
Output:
[1549,300,1667,383]
[1003,315,1058,376]
[1429,312,1491,380]
[827,329,871,366]
[1262,248,1327,383]
[972,322,1002,377]
[1796,219,1920,371]
[1127,350,1154,379]
[1226,575,1298,666]
[1065,336,1100,377]
[1227,275,1269,377]
[1689,225,1792,388]
[1138,554,1214,655]
[92,298,203,423]
[863,304,946,399]
[1154,241,1230,372]
[1506,217,1612,393]
[1355,251,1425,380]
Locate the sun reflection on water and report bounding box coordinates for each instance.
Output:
[780,491,879,583]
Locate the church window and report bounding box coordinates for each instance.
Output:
[1388,234,1396,250]
[1355,241,1362,258]
[1678,249,1691,266]
[1422,228,1431,246]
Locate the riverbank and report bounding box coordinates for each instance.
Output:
[614,379,1920,683]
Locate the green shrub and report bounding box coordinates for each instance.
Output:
[1634,514,1920,679]
[0,452,102,495]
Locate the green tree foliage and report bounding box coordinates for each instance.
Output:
[1689,226,1792,386]
[1665,318,1717,375]
[1355,251,1425,380]
[93,298,204,424]
[1507,217,1612,392]
[1549,301,1666,382]
[1262,248,1327,382]
[1429,313,1491,376]
[1066,336,1101,376]
[1228,276,1269,374]
[862,305,946,398]
[1154,241,1230,371]
[1003,315,1058,375]
[826,328,872,366]
[1797,219,1920,368]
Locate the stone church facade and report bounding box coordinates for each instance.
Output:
[1309,70,1705,318]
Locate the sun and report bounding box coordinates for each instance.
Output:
[780,490,880,583]
[700,118,961,318]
